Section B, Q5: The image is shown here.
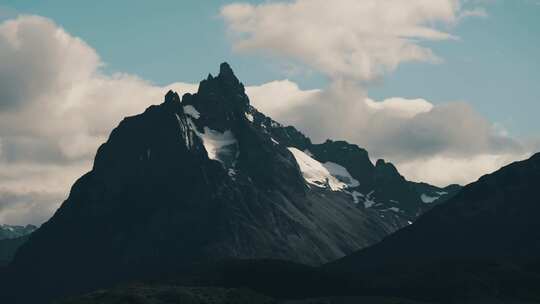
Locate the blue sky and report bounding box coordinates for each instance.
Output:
[2,0,539,138]
[1,0,539,224]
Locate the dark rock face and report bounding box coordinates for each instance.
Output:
[6,64,400,303]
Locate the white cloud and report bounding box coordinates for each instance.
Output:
[246,80,320,117]
[396,153,531,186]
[0,16,99,110]
[0,16,197,224]
[221,0,468,82]
[224,0,529,187]
[365,97,433,119]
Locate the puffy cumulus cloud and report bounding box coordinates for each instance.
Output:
[224,0,531,187]
[396,152,532,187]
[221,0,470,82]
[0,16,99,110]
[365,97,433,119]
[0,16,197,224]
[246,80,529,187]
[245,80,320,117]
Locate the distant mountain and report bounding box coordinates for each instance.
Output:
[0,236,30,267]
[0,225,36,266]
[0,224,36,240]
[3,63,457,303]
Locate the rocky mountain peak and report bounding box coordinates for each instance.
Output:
[195,62,247,109]
[218,62,236,81]
[164,90,181,104]
[184,63,251,134]
[375,159,401,179]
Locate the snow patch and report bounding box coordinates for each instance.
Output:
[175,114,197,149]
[183,105,200,119]
[198,127,238,165]
[421,193,440,204]
[245,112,254,122]
[303,149,314,157]
[363,190,377,208]
[351,191,363,204]
[288,147,357,191]
[176,113,239,168]
[323,162,360,188]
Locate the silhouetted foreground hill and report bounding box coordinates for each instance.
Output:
[324,152,540,302]
[329,152,540,271]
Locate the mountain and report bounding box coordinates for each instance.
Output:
[325,153,540,302]
[247,106,460,227]
[0,236,30,267]
[0,225,36,266]
[4,63,456,303]
[0,224,36,240]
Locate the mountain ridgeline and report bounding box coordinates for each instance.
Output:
[0,225,37,241]
[0,225,36,266]
[3,63,459,303]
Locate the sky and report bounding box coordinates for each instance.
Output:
[0,0,539,225]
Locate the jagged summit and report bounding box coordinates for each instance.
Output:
[164,90,180,104]
[375,159,401,177]
[218,62,236,80]
[187,63,249,132]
